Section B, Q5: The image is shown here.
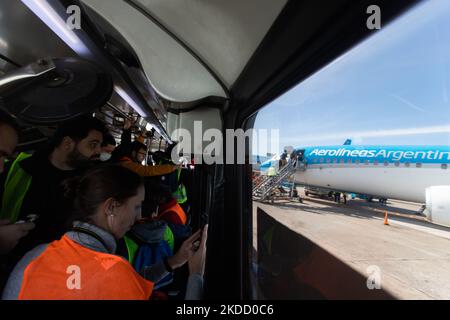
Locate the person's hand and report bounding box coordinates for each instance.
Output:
[124,118,134,130]
[187,225,208,276]
[0,220,35,254]
[167,228,202,270]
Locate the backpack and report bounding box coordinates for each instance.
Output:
[127,221,174,289]
[134,241,173,289]
[167,222,192,251]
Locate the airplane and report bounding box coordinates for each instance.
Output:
[259,142,450,227]
[251,154,273,171]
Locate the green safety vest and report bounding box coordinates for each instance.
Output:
[267,166,277,176]
[163,225,174,252]
[0,152,32,222]
[124,235,139,266]
[124,225,174,265]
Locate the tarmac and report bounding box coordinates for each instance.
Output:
[253,190,450,299]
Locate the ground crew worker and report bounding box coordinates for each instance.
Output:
[267,166,277,176]
[334,192,341,203]
[2,165,207,300]
[279,149,288,168]
[0,115,108,265]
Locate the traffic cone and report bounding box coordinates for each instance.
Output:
[384,211,389,226]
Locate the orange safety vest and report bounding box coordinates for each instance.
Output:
[19,235,153,300]
[159,200,187,225]
[119,156,175,177]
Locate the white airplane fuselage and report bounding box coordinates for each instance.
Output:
[261,145,450,203]
[296,165,447,203]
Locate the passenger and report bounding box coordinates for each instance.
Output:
[279,149,288,168]
[334,192,341,203]
[148,185,188,226]
[298,150,304,162]
[0,115,108,264]
[2,165,207,300]
[153,149,188,208]
[117,141,178,177]
[0,110,35,255]
[158,194,188,226]
[99,133,116,162]
[111,117,177,176]
[111,118,134,161]
[290,152,298,167]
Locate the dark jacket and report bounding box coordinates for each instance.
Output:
[0,148,79,264]
[111,128,132,161]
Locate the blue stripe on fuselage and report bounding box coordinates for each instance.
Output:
[299,145,450,164]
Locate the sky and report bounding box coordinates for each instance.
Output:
[254,0,450,156]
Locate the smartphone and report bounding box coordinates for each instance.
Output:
[16,214,39,224]
[192,240,201,251]
[192,224,207,251]
[26,214,39,222]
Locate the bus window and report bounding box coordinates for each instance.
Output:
[252,0,450,300]
[1,0,447,303]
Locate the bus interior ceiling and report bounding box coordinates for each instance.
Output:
[0,0,422,299]
[0,0,168,151]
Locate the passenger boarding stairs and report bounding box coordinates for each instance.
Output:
[253,159,305,201]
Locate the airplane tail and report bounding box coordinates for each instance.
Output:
[343,139,352,145]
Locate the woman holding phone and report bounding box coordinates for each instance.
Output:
[2,165,207,300]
